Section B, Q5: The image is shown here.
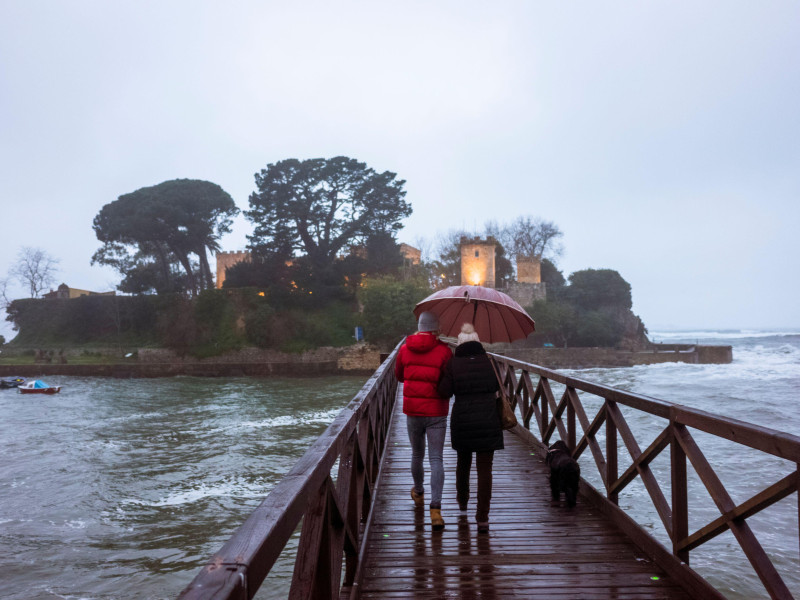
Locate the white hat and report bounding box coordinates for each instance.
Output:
[457,322,480,345]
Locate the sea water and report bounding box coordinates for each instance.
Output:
[0,332,798,599]
[561,330,800,599]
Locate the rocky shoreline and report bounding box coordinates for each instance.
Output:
[0,342,732,378]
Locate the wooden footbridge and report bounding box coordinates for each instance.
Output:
[179,342,800,599]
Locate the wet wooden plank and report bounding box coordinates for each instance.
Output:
[354,386,692,600]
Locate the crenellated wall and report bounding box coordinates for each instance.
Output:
[215,251,251,288]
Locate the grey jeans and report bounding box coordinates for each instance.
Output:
[406,415,447,508]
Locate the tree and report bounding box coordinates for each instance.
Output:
[540,258,566,288]
[92,179,238,295]
[10,247,59,298]
[245,157,411,275]
[565,269,632,312]
[487,216,563,260]
[359,276,430,347]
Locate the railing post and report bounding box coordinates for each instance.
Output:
[606,401,618,505]
[567,390,576,451]
[540,377,549,441]
[671,420,689,564]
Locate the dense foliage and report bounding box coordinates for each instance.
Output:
[6,296,161,346]
[358,277,431,346]
[92,179,238,295]
[5,290,359,356]
[245,157,411,279]
[527,268,646,348]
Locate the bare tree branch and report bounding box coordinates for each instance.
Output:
[489,216,563,260]
[10,247,60,298]
[0,277,10,308]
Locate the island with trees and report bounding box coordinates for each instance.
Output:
[0,156,731,371]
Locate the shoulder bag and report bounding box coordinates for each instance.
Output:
[489,358,518,430]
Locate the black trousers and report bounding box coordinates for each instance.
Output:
[456,450,494,522]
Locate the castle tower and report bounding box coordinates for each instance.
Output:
[460,237,496,288]
[516,257,542,284]
[215,251,251,288]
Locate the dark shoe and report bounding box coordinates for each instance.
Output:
[477,521,489,533]
[430,508,445,531]
[410,487,424,508]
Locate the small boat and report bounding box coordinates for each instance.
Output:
[0,377,26,389]
[18,380,61,394]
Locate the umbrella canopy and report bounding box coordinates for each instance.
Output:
[413,285,535,344]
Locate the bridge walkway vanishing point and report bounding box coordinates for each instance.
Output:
[356,386,691,599]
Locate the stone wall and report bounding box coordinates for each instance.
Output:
[0,344,383,378]
[516,258,541,284]
[502,282,547,307]
[138,343,382,371]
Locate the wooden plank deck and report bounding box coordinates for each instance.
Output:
[355,385,692,599]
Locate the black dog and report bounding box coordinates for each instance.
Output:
[545,440,580,507]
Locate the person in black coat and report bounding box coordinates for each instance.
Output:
[437,323,502,532]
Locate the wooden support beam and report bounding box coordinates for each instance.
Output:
[568,388,608,488]
[674,425,794,599]
[607,402,673,536]
[679,469,798,554]
[671,426,689,564]
[610,426,671,498]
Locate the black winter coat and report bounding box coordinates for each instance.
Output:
[437,341,503,452]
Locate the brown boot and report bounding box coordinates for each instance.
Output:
[410,487,424,508]
[429,508,445,531]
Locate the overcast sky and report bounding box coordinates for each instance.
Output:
[1,1,798,339]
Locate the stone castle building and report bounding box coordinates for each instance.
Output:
[215,251,250,289]
[215,245,422,289]
[215,239,545,307]
[43,283,115,299]
[460,237,496,287]
[458,236,546,307]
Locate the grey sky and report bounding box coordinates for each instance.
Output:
[1,1,798,339]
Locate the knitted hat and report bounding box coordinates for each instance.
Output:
[417,311,440,333]
[457,322,480,345]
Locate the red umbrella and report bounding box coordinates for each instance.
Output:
[413,285,535,344]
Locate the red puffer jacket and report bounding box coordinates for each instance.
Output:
[395,332,453,417]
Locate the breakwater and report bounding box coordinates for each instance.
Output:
[502,343,732,369]
[0,343,731,378]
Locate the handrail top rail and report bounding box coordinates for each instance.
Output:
[488,351,800,462]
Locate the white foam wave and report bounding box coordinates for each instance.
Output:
[237,408,342,430]
[125,478,269,507]
[651,330,800,341]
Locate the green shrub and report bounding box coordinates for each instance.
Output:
[359,277,431,348]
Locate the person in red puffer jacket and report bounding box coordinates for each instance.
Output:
[394,311,452,531]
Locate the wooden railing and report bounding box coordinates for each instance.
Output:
[178,341,400,600]
[490,353,800,600]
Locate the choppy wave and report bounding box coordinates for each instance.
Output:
[650,329,800,341]
[125,477,274,508]
[237,407,343,430]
